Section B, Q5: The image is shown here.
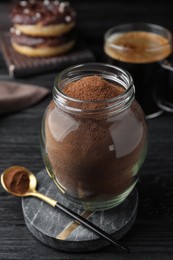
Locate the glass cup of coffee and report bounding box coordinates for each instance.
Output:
[104,23,173,118]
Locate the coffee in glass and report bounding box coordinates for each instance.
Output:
[104,23,173,118]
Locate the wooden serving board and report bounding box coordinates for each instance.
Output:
[0,32,95,78]
[22,169,138,252]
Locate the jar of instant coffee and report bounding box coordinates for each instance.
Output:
[41,63,148,211]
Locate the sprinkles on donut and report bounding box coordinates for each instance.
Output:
[10,0,77,57]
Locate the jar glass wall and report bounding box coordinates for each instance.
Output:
[40,63,148,211]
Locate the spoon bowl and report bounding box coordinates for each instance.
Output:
[1,166,37,197]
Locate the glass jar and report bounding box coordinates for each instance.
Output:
[40,63,148,211]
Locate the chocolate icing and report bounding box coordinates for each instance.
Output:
[11,0,76,26]
[11,29,75,47]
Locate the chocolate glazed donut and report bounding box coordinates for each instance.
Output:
[10,0,77,57]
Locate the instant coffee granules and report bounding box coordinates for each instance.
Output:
[3,166,30,194]
[64,75,124,100]
[42,63,147,210]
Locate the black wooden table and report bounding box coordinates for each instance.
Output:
[1,1,173,259]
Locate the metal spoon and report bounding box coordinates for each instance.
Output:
[1,166,130,253]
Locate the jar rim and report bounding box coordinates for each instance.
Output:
[53,62,135,113]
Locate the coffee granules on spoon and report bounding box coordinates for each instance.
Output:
[4,167,30,194]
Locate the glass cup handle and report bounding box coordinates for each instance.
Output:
[160,60,173,72]
[156,60,173,112]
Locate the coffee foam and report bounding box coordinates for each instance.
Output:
[105,31,172,63]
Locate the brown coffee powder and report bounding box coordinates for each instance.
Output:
[63,75,124,110]
[4,166,30,194]
[64,75,124,100]
[45,75,147,205]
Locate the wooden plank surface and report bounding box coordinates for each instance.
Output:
[1,1,173,259]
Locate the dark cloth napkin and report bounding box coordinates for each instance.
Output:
[0,81,49,115]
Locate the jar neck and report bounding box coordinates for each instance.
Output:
[53,63,135,115]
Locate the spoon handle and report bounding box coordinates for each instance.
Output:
[56,202,130,253]
[32,191,130,252]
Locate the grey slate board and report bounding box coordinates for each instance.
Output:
[22,169,138,252]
